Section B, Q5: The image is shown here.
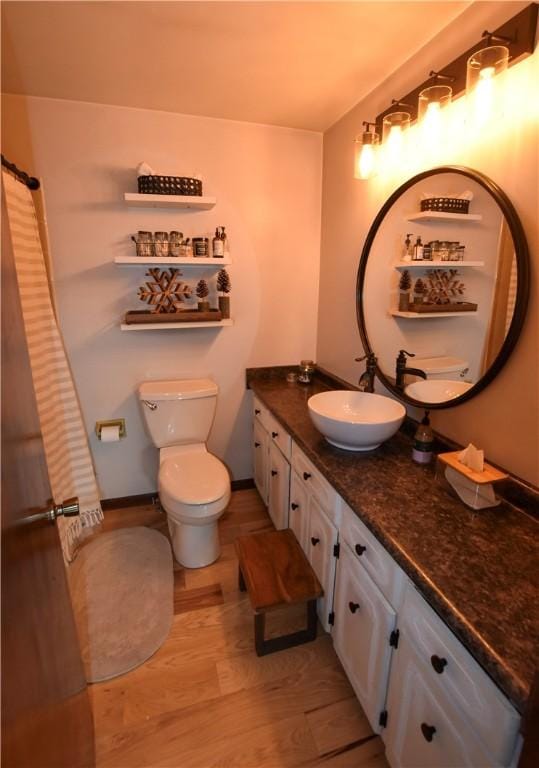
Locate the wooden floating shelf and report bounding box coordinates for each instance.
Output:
[406,211,482,223]
[391,310,476,319]
[114,256,232,267]
[394,260,484,269]
[120,319,233,331]
[124,193,216,210]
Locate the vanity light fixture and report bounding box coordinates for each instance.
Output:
[466,33,510,128]
[354,121,380,180]
[417,81,453,151]
[382,109,411,163]
[367,3,536,170]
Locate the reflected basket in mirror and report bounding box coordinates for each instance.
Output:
[421,197,470,214]
[138,175,202,196]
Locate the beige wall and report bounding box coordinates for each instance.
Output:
[3,94,322,497]
[317,4,538,485]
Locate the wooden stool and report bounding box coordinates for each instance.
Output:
[235,529,323,656]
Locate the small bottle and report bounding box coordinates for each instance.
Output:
[212,227,224,258]
[220,226,229,256]
[412,412,433,464]
[413,236,423,261]
[403,233,413,262]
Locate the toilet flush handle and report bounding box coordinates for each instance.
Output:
[142,400,158,411]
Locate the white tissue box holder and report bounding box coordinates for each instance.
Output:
[436,451,508,511]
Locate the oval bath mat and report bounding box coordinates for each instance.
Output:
[70,527,173,683]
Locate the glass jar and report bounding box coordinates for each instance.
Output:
[154,232,169,258]
[449,242,460,261]
[298,359,315,384]
[430,241,440,261]
[193,237,209,257]
[169,231,183,257]
[134,231,154,258]
[439,241,450,261]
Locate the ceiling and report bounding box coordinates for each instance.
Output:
[2,1,469,132]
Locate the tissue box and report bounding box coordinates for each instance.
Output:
[435,452,508,510]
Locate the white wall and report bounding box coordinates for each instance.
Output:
[7,95,322,497]
[317,4,538,485]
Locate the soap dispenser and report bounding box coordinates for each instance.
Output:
[412,411,433,464]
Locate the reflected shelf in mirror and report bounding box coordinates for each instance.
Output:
[391,310,476,319]
[394,260,484,268]
[406,211,482,222]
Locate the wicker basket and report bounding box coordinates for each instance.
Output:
[421,197,470,214]
[138,175,202,196]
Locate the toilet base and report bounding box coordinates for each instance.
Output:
[168,517,220,569]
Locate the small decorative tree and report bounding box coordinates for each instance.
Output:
[413,277,426,305]
[216,268,231,318]
[195,279,210,312]
[398,269,412,311]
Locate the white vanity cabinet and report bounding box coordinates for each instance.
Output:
[290,444,341,633]
[252,395,291,529]
[384,583,521,768]
[333,502,406,734]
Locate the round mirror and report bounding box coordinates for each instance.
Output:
[356,166,529,409]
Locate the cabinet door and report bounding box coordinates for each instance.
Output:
[333,544,397,734]
[268,442,290,530]
[289,470,310,554]
[308,497,338,632]
[253,419,269,505]
[384,638,495,768]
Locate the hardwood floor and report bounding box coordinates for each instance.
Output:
[90,490,388,768]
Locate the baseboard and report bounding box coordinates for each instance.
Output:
[101,479,255,510]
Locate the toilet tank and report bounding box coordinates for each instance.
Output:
[413,356,469,381]
[138,379,218,448]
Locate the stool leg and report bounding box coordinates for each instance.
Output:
[255,613,266,656]
[238,565,246,592]
[306,599,318,641]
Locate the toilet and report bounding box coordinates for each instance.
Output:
[411,356,470,381]
[138,378,231,568]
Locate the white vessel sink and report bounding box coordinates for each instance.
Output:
[405,379,473,404]
[308,391,405,451]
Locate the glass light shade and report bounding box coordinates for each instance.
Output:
[354,131,379,180]
[382,111,410,162]
[466,45,509,126]
[418,85,452,123]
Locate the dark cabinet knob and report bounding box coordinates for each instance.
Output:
[272,431,278,438]
[291,503,299,511]
[421,723,436,743]
[430,655,448,674]
[255,409,261,415]
[311,536,320,546]
[303,472,312,481]
[254,442,260,448]
[355,544,367,556]
[348,601,360,614]
[271,469,278,477]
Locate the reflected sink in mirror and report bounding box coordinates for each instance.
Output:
[308,391,406,451]
[405,379,473,404]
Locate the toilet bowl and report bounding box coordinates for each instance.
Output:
[138,378,231,568]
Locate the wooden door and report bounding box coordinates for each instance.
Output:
[332,544,396,733]
[1,195,95,768]
[308,496,338,632]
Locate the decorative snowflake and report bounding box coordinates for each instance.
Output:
[138,268,193,313]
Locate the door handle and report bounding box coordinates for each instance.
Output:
[311,536,320,546]
[271,469,278,476]
[355,543,367,556]
[303,472,311,481]
[430,655,448,674]
[348,601,360,614]
[21,497,80,525]
[291,503,299,510]
[420,723,436,743]
[254,442,261,448]
[272,431,278,438]
[255,409,261,415]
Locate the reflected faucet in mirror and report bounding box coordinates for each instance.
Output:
[396,350,427,390]
[356,353,377,392]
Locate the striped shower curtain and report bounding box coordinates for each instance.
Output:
[2,171,103,560]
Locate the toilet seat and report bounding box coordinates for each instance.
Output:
[158,450,230,523]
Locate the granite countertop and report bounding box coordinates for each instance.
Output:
[247,368,539,715]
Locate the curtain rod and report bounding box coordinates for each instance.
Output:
[1,154,40,190]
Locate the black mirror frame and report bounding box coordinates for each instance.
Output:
[356,166,530,410]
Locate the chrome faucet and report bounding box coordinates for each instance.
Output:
[355,353,377,393]
[395,350,427,390]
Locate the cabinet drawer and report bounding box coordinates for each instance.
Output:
[341,502,406,609]
[402,584,519,765]
[266,411,291,460]
[253,395,271,432]
[291,442,340,525]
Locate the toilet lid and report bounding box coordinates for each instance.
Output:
[159,452,230,505]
